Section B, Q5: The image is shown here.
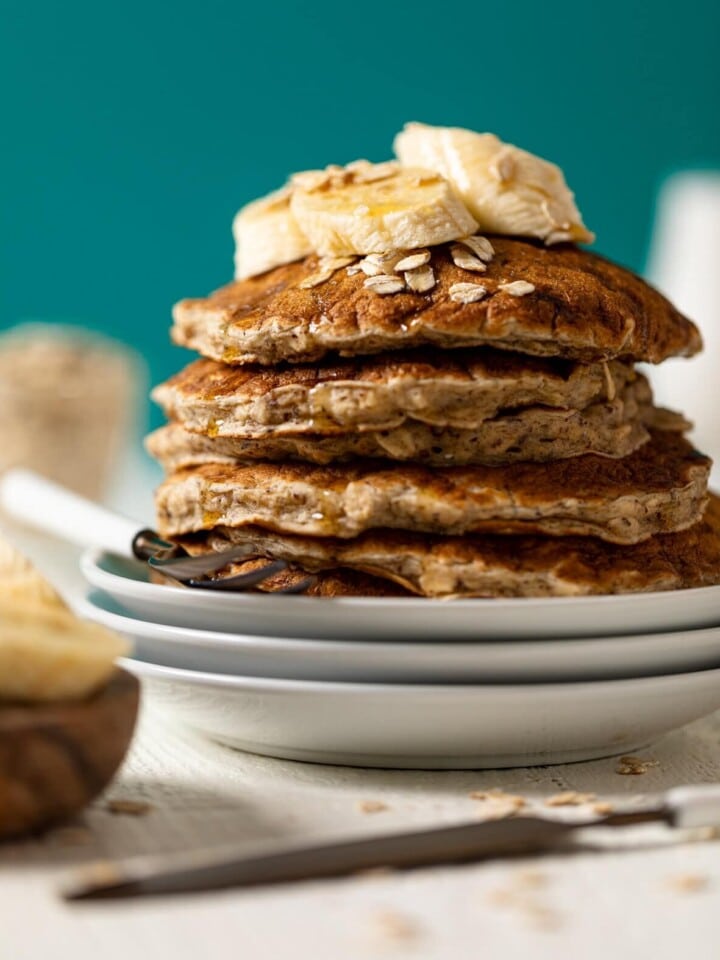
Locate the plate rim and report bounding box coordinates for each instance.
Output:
[120,654,720,696]
[85,589,720,650]
[83,547,720,613]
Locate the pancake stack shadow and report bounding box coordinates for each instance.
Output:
[146,237,720,598]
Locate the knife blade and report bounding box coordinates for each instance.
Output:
[61,783,720,900]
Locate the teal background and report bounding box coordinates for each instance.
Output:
[2,0,719,426]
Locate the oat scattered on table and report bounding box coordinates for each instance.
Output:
[106,799,153,816]
[470,789,527,805]
[470,788,527,820]
[545,791,597,807]
[615,756,659,776]
[487,875,561,932]
[515,870,550,888]
[697,825,720,841]
[372,909,422,942]
[666,873,709,893]
[469,788,527,805]
[358,799,389,814]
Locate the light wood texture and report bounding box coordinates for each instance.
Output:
[0,669,139,839]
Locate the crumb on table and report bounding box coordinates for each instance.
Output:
[615,756,659,776]
[469,788,527,820]
[358,799,389,814]
[665,873,709,893]
[371,909,421,941]
[105,799,153,816]
[545,791,596,807]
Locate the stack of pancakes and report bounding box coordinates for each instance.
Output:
[147,236,720,598]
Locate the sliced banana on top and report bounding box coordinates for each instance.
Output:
[290,161,478,257]
[233,186,313,280]
[0,538,128,703]
[394,122,594,245]
[232,127,592,280]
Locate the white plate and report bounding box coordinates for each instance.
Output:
[83,549,720,641]
[84,591,720,683]
[122,656,720,769]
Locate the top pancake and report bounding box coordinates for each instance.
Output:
[171,239,701,365]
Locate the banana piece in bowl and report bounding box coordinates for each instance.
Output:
[0,539,128,702]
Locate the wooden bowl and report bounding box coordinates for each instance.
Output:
[0,668,139,840]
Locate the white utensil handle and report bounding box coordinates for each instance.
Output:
[666,785,720,829]
[0,468,139,558]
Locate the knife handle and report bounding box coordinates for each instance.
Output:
[665,785,720,829]
[0,469,139,557]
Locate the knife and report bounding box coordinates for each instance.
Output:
[61,784,720,900]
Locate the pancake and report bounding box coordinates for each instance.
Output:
[150,558,406,596]
[154,431,710,545]
[171,239,701,365]
[148,379,683,469]
[152,351,636,437]
[174,494,720,599]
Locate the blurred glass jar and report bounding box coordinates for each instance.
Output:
[0,323,146,500]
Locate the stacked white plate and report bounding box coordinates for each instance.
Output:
[81,549,720,770]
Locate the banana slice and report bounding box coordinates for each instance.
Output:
[233,186,313,280]
[289,160,478,257]
[0,539,128,702]
[394,123,594,245]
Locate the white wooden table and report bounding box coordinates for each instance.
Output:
[3,521,720,959]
